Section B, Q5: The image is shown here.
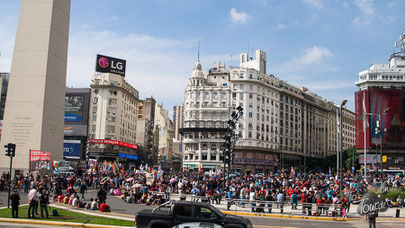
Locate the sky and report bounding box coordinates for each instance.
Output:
[0,0,404,117]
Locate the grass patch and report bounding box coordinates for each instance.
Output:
[0,205,134,227]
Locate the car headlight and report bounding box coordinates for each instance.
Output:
[246,222,253,228]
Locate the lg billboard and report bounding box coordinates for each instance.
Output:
[95,54,126,77]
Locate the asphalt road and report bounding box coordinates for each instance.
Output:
[1,190,404,228]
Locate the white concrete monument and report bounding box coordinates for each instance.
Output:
[0,0,71,173]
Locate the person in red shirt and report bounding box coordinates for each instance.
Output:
[100,203,110,212]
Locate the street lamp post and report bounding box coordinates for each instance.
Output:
[339,100,347,198]
[377,108,390,177]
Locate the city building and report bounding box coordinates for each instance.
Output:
[181,59,231,171]
[229,50,280,174]
[180,49,356,173]
[0,73,10,140]
[154,103,174,168]
[0,73,10,121]
[88,73,139,167]
[355,31,405,170]
[173,104,184,141]
[63,88,91,161]
[136,97,156,165]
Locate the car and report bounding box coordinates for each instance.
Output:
[135,201,252,228]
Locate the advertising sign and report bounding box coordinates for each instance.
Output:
[88,139,138,149]
[29,150,52,173]
[359,154,381,164]
[63,140,81,159]
[64,125,88,136]
[118,153,138,160]
[65,95,84,122]
[95,54,126,77]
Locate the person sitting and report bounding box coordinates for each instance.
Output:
[100,202,110,212]
[72,196,80,207]
[68,195,74,205]
[63,195,70,204]
[386,197,393,208]
[397,196,404,208]
[57,194,64,203]
[90,199,98,210]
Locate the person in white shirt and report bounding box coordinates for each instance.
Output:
[249,189,256,212]
[91,199,98,210]
[27,187,38,218]
[72,196,80,207]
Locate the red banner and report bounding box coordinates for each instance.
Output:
[30,150,51,162]
[88,139,138,149]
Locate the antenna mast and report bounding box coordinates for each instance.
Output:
[395,29,405,54]
[198,41,200,61]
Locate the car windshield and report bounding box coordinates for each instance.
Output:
[208,205,224,217]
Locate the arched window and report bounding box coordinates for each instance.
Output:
[202,144,208,150]
[210,144,217,151]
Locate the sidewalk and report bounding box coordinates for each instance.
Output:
[170,194,405,221]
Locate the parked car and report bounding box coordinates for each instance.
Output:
[135,201,252,228]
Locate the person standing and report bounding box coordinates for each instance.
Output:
[277,191,284,213]
[367,211,377,228]
[27,186,38,218]
[10,189,20,218]
[249,188,256,212]
[39,190,49,218]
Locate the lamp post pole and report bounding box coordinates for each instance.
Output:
[339,100,347,199]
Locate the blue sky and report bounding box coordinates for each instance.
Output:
[1,0,404,116]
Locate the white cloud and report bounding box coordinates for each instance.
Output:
[303,0,323,9]
[66,27,198,111]
[108,16,118,21]
[277,24,286,30]
[294,46,333,65]
[230,8,248,24]
[352,0,375,27]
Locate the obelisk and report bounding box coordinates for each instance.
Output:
[0,0,71,174]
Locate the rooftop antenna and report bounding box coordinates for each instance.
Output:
[395,29,405,54]
[198,41,200,61]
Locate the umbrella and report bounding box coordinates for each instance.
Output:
[132,183,142,188]
[113,189,121,196]
[126,177,134,182]
[170,178,177,184]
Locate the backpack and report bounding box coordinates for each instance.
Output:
[292,194,298,202]
[52,209,59,216]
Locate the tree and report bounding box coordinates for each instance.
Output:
[344,146,359,171]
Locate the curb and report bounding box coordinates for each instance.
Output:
[221,210,359,221]
[0,218,127,227]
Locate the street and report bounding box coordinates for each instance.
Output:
[2,190,404,228]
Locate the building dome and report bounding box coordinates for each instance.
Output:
[190,60,204,79]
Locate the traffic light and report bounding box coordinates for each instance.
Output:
[4,143,16,157]
[9,144,16,157]
[4,144,10,157]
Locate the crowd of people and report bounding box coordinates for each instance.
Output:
[2,167,405,219]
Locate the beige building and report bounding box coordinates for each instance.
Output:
[136,97,156,165]
[0,0,70,173]
[173,104,184,141]
[154,103,174,167]
[88,73,139,161]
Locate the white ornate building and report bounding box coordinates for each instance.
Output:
[181,60,231,170]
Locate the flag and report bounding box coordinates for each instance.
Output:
[329,167,332,175]
[291,167,295,177]
[199,164,203,173]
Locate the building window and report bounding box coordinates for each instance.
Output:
[202,153,208,160]
[202,144,208,150]
[210,144,217,151]
[211,153,216,161]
